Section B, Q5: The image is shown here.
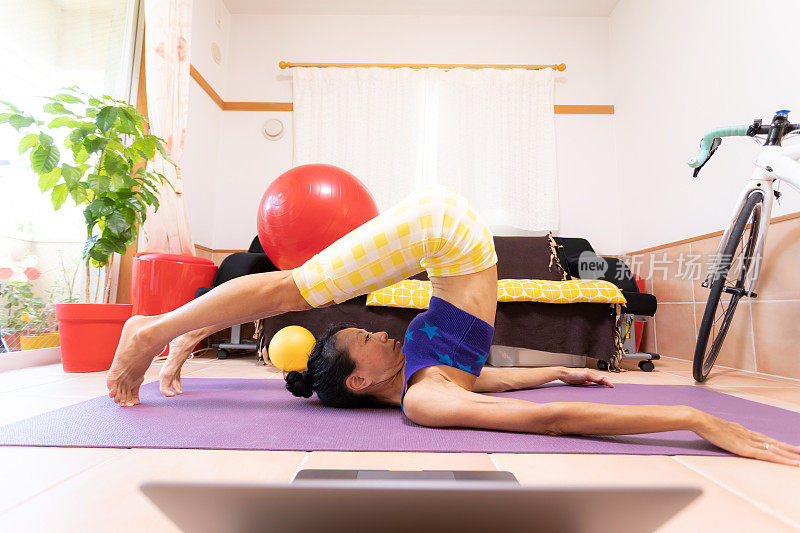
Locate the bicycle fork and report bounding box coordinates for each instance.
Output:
[701,169,775,299]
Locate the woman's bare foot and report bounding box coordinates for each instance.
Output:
[159,330,206,397]
[106,314,166,407]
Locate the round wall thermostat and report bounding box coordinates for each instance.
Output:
[262,118,285,141]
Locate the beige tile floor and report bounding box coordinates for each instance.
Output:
[1,355,799,532]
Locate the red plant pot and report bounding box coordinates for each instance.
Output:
[55,303,133,372]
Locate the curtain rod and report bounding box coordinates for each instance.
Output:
[279,61,566,71]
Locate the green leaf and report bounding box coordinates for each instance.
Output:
[82,236,98,261]
[103,150,128,176]
[94,238,114,255]
[87,197,115,217]
[50,183,69,210]
[78,121,98,134]
[132,137,155,160]
[61,163,88,186]
[125,196,145,213]
[30,144,60,173]
[111,175,125,189]
[54,94,82,104]
[83,204,97,224]
[122,207,137,225]
[87,173,111,194]
[0,113,12,123]
[113,237,128,254]
[48,116,80,129]
[70,182,90,205]
[136,188,155,208]
[18,133,39,154]
[37,167,61,191]
[106,212,128,236]
[147,135,169,158]
[38,132,54,146]
[43,102,74,115]
[73,146,90,164]
[95,106,118,132]
[9,114,35,131]
[88,98,103,106]
[89,244,110,266]
[117,108,137,134]
[106,138,125,153]
[119,227,133,243]
[84,137,107,154]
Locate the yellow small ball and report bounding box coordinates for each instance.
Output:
[268,325,316,372]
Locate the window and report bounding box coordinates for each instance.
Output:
[0,0,141,353]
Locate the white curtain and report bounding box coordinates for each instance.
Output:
[293,67,426,212]
[292,66,557,231]
[137,0,195,256]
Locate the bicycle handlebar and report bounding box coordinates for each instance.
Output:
[687,125,749,168]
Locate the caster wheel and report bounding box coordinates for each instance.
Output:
[217,349,229,360]
[596,360,609,371]
[638,360,655,372]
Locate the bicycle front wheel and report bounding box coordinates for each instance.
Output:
[693,191,763,382]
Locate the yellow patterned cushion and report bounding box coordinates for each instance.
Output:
[366,279,627,309]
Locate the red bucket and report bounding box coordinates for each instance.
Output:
[56,303,133,372]
[131,253,217,358]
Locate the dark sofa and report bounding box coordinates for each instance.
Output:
[256,235,625,371]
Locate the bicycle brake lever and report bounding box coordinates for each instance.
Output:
[692,137,722,178]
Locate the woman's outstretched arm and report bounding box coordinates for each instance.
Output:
[473,366,568,392]
[402,382,800,467]
[473,366,616,393]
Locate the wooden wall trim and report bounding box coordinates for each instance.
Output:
[189,65,225,108]
[554,105,614,114]
[190,64,614,115]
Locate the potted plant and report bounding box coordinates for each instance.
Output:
[0,280,60,351]
[1,281,50,351]
[0,87,169,371]
[0,253,53,352]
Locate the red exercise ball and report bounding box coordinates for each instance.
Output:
[257,164,380,270]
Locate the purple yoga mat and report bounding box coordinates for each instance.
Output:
[1,378,798,456]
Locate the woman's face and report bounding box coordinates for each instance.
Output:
[336,328,404,390]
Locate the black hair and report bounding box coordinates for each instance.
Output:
[284,323,382,408]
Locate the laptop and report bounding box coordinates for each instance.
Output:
[141,469,701,533]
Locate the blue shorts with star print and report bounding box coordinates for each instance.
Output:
[401,296,495,411]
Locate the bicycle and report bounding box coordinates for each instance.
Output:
[688,110,800,382]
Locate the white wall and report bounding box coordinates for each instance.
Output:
[183,0,231,248]
[183,81,224,248]
[185,9,623,253]
[610,0,800,254]
[191,0,232,98]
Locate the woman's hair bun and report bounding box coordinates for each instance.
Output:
[285,370,314,398]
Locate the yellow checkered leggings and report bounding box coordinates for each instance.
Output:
[292,184,498,307]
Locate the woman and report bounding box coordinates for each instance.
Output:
[107,185,800,467]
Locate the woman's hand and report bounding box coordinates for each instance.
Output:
[559,368,615,388]
[693,411,800,467]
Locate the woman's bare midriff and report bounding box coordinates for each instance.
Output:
[428,264,498,325]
